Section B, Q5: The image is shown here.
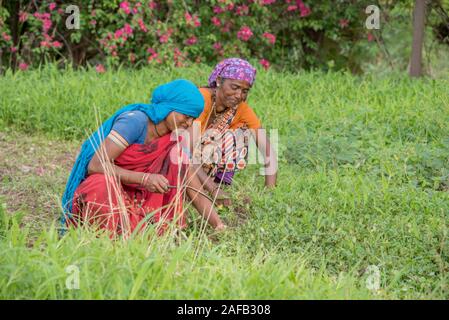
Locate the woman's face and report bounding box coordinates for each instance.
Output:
[165,111,194,131]
[216,78,251,109]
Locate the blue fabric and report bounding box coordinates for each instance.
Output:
[112,111,148,145]
[60,79,204,229]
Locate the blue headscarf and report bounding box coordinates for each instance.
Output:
[60,79,204,227]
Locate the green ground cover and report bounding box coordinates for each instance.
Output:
[0,66,448,299]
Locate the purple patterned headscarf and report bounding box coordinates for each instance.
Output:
[208,58,257,88]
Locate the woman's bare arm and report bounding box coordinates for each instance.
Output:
[185,165,226,230]
[251,128,277,188]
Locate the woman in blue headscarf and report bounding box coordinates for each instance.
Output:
[61,79,226,237]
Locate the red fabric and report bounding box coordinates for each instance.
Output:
[68,134,189,237]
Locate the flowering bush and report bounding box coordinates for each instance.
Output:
[0,0,390,73]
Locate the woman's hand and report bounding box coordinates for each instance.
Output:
[141,173,169,193]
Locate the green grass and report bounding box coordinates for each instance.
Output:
[0,208,374,299]
[0,65,448,299]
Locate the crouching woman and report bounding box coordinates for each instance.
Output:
[61,79,225,237]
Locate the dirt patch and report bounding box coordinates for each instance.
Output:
[224,194,252,228]
[0,130,79,230]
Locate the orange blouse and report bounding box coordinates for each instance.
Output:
[195,88,262,133]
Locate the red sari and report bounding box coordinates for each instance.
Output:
[67,134,188,237]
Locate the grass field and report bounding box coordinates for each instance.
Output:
[0,65,448,299]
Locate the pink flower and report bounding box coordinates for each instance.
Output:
[120,1,131,14]
[150,57,162,64]
[2,32,11,42]
[95,64,106,73]
[19,62,29,71]
[185,12,192,23]
[367,32,374,42]
[184,36,197,46]
[297,0,311,17]
[226,3,235,11]
[43,33,53,42]
[213,42,224,56]
[173,47,185,67]
[262,0,276,4]
[40,41,51,48]
[157,28,173,43]
[236,5,249,16]
[211,16,221,27]
[300,6,311,17]
[90,20,97,26]
[259,59,270,70]
[52,41,62,48]
[123,23,133,35]
[221,21,232,33]
[339,19,349,28]
[287,5,297,11]
[114,29,124,39]
[159,34,169,43]
[43,19,52,33]
[131,2,141,14]
[263,32,276,45]
[138,19,148,32]
[237,26,253,42]
[49,2,57,11]
[10,46,18,53]
[19,11,28,23]
[213,6,224,14]
[33,12,52,32]
[148,1,157,9]
[147,48,160,63]
[193,15,201,27]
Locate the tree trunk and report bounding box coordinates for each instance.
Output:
[8,0,21,71]
[410,0,427,77]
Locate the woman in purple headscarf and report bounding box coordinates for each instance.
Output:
[192,58,277,205]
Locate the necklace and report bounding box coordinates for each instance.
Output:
[212,88,223,115]
[212,100,217,117]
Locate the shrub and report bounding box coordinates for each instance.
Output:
[0,0,399,73]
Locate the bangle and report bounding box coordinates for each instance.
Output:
[143,173,152,186]
[140,173,148,186]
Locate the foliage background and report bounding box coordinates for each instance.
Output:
[0,0,448,75]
